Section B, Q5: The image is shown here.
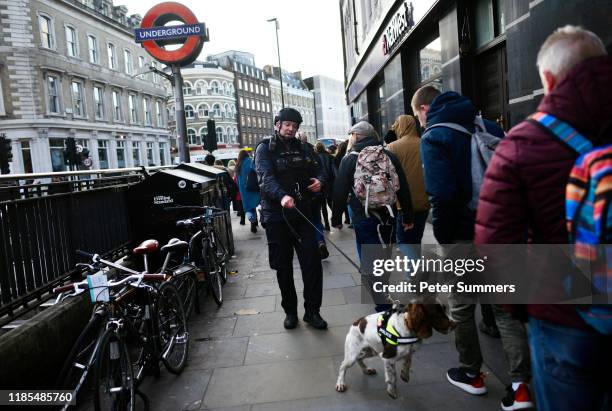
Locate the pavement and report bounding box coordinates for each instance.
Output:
[137,212,512,411]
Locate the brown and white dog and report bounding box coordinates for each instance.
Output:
[335,302,455,399]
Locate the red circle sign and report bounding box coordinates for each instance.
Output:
[140,2,204,65]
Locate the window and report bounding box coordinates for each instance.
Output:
[265,88,269,97]
[249,82,254,93]
[241,115,245,126]
[124,49,133,74]
[238,79,242,90]
[146,142,155,166]
[239,96,244,107]
[199,127,207,143]
[256,101,261,111]
[93,85,104,119]
[197,104,209,118]
[185,104,194,119]
[419,37,443,89]
[210,81,219,94]
[132,141,140,166]
[143,98,151,125]
[245,99,250,110]
[475,0,506,49]
[255,84,259,94]
[183,82,192,96]
[195,81,206,95]
[151,61,159,83]
[156,101,163,126]
[159,142,167,165]
[39,14,54,49]
[50,138,67,172]
[116,140,126,168]
[65,26,78,57]
[107,43,117,69]
[71,81,84,117]
[187,128,197,145]
[266,103,270,112]
[98,140,109,169]
[213,103,221,117]
[216,127,223,143]
[129,95,138,123]
[87,35,98,63]
[138,56,145,78]
[112,90,122,121]
[47,75,60,114]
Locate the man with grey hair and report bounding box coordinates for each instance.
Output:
[476,26,611,411]
[331,121,414,311]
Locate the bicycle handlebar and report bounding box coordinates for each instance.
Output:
[76,249,97,260]
[53,273,168,295]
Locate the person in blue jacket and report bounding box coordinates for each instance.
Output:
[235,149,261,233]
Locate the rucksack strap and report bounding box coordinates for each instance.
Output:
[426,122,472,136]
[529,112,593,155]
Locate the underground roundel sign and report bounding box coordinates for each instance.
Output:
[136,2,208,66]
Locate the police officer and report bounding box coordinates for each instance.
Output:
[255,108,328,330]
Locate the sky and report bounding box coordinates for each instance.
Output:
[118,0,346,82]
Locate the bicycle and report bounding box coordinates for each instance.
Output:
[175,206,229,306]
[54,248,189,410]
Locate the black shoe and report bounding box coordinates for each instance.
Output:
[284,313,298,329]
[250,222,257,233]
[446,367,487,395]
[303,312,327,329]
[239,217,245,225]
[479,320,501,338]
[347,224,354,229]
[318,242,329,260]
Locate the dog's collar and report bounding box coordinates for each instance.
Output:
[377,310,419,346]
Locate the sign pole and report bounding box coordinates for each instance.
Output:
[172,64,190,163]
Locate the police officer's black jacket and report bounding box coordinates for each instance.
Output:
[255,134,326,224]
[331,135,414,227]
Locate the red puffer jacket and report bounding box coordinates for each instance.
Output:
[475,56,612,329]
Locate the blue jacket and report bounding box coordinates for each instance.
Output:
[236,156,260,212]
[420,91,504,243]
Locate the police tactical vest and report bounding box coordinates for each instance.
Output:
[266,136,315,201]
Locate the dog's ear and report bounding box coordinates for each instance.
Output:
[406,304,432,339]
[424,304,456,334]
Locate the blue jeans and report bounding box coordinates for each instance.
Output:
[245,210,258,223]
[396,211,429,275]
[353,215,395,311]
[528,317,612,411]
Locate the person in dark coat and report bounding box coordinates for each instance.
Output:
[235,149,260,233]
[476,26,612,411]
[314,142,335,231]
[333,140,351,225]
[414,87,532,407]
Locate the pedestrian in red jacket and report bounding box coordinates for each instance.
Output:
[476,26,612,411]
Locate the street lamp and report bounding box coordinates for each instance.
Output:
[267,17,285,108]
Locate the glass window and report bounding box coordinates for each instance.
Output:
[129,94,138,123]
[146,142,155,166]
[93,85,104,119]
[185,104,194,119]
[419,37,443,88]
[156,101,163,126]
[216,127,223,143]
[39,15,54,49]
[50,138,66,172]
[151,61,158,83]
[187,129,197,145]
[200,128,207,143]
[124,49,133,74]
[65,26,78,57]
[47,75,60,114]
[138,56,145,78]
[116,140,126,168]
[475,0,494,48]
[112,90,121,121]
[132,141,141,166]
[183,82,192,95]
[107,43,116,69]
[198,104,208,118]
[20,141,33,174]
[143,98,151,125]
[213,104,221,117]
[98,140,109,169]
[211,81,219,94]
[87,35,98,63]
[159,142,166,165]
[71,81,84,117]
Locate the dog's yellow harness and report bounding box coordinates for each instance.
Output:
[377,309,420,346]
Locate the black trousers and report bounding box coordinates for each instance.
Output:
[265,219,323,315]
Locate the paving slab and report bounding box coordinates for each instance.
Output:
[202,357,338,409]
[140,368,212,411]
[202,296,277,319]
[189,336,249,370]
[274,288,347,312]
[190,316,238,339]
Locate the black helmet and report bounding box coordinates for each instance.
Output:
[277,107,302,125]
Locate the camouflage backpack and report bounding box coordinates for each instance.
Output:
[351,145,400,215]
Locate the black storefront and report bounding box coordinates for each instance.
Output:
[342,0,612,134]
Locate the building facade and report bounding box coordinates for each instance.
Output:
[166,61,239,161]
[208,51,274,148]
[340,0,612,136]
[264,66,317,144]
[0,0,170,174]
[303,75,351,140]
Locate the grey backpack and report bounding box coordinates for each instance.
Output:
[427,115,502,210]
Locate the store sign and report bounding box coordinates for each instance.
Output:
[382,1,414,55]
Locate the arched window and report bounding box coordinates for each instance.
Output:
[228,84,234,95]
[183,81,192,96]
[226,127,232,143]
[230,104,236,119]
[195,80,207,95]
[233,127,238,143]
[185,104,194,119]
[210,81,219,94]
[215,126,223,143]
[199,127,207,142]
[224,104,230,118]
[187,128,197,145]
[213,103,221,117]
[197,103,209,118]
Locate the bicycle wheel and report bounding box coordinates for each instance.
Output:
[211,229,228,285]
[172,272,197,319]
[157,282,189,374]
[93,329,135,411]
[203,239,223,306]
